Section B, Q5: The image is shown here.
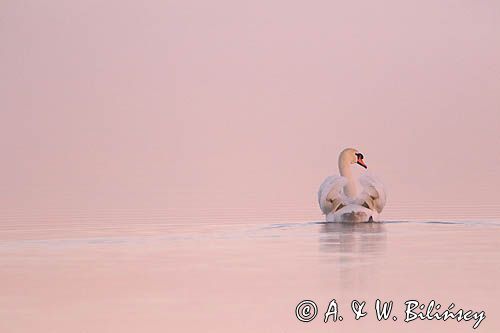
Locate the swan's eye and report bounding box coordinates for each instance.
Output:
[356,153,364,159]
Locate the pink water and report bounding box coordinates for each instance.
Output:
[1,215,498,332]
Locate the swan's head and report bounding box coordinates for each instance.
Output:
[339,148,367,169]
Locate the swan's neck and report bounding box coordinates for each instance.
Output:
[339,160,357,198]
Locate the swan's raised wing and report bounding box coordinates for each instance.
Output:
[358,174,386,213]
[318,175,348,215]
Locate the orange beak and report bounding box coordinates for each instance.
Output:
[356,157,367,169]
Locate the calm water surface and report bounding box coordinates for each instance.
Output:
[0,217,499,332]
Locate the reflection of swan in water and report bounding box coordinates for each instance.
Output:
[319,222,387,290]
[318,148,386,222]
[319,222,386,256]
[319,222,387,289]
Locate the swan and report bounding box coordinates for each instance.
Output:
[318,148,386,222]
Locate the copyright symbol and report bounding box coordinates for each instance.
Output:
[295,300,318,322]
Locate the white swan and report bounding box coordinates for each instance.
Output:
[318,148,386,222]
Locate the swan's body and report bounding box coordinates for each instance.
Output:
[318,148,386,222]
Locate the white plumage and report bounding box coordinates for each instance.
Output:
[318,148,386,222]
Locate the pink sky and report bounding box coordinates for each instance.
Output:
[1,1,499,220]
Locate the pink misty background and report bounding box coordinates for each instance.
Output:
[1,0,499,222]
